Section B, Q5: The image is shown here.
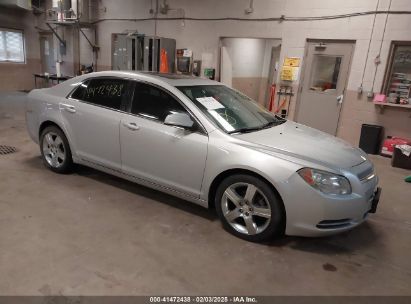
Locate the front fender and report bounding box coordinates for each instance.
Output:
[201,133,302,204]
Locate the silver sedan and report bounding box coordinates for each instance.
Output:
[26,71,381,242]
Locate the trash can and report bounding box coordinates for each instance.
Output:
[359,124,383,154]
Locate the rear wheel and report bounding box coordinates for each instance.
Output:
[40,126,73,174]
[215,174,285,242]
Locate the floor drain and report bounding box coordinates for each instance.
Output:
[0,145,17,155]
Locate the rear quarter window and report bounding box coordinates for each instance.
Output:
[70,81,89,100]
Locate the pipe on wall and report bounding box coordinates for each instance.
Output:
[90,10,411,24]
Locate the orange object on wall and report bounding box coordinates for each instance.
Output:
[275,97,287,114]
[268,84,276,111]
[160,49,169,73]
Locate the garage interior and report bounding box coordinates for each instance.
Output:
[1,0,411,298]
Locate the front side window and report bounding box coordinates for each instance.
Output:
[71,78,127,110]
[177,85,285,133]
[131,82,187,121]
[0,28,25,63]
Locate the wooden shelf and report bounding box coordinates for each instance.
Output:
[374,101,411,113]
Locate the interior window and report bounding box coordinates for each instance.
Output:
[0,28,25,63]
[76,78,127,110]
[384,43,411,103]
[131,82,187,121]
[309,55,342,93]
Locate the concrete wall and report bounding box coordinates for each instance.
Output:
[92,0,411,145]
[95,0,155,71]
[222,38,268,78]
[0,6,42,91]
[79,28,95,67]
[1,0,410,145]
[55,26,80,77]
[0,0,96,90]
[221,38,280,105]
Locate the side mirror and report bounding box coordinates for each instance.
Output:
[164,112,194,129]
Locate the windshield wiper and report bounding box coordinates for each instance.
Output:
[263,117,287,128]
[228,119,285,134]
[261,121,278,129]
[228,126,263,134]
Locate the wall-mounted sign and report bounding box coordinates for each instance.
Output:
[280,66,298,81]
[283,57,301,67]
[183,49,193,57]
[280,57,301,81]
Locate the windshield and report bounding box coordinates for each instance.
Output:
[177,85,285,133]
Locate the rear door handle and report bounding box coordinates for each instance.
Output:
[60,103,76,113]
[123,122,140,131]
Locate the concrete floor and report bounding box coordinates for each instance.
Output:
[0,91,411,296]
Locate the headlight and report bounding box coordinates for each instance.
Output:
[298,168,351,195]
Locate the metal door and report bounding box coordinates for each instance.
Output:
[39,33,55,74]
[112,34,144,70]
[296,41,354,135]
[143,37,158,71]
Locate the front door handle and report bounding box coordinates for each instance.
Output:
[123,122,140,131]
[60,103,76,113]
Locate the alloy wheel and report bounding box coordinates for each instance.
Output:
[42,132,66,168]
[221,182,272,235]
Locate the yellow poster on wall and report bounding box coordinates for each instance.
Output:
[280,66,294,81]
[280,57,301,81]
[284,57,301,67]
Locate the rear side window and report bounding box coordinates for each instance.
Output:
[131,82,187,121]
[71,78,128,110]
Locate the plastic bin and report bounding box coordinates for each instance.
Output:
[392,147,411,170]
[359,124,383,154]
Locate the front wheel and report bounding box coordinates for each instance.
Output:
[40,126,73,174]
[215,174,285,242]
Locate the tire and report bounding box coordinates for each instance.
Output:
[215,174,285,242]
[40,126,73,174]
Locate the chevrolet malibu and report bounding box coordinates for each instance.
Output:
[26,71,381,242]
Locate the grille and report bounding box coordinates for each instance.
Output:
[0,145,17,155]
[358,166,375,182]
[351,160,375,182]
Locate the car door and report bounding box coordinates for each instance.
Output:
[60,77,130,171]
[120,81,208,198]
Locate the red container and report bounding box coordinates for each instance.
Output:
[381,136,411,157]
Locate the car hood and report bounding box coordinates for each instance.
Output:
[234,120,367,169]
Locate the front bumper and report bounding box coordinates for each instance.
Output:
[369,186,381,213]
[280,171,380,237]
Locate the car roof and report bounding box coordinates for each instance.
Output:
[84,70,220,87]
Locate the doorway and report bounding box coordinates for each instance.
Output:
[220,38,282,107]
[296,40,354,135]
[39,33,55,74]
